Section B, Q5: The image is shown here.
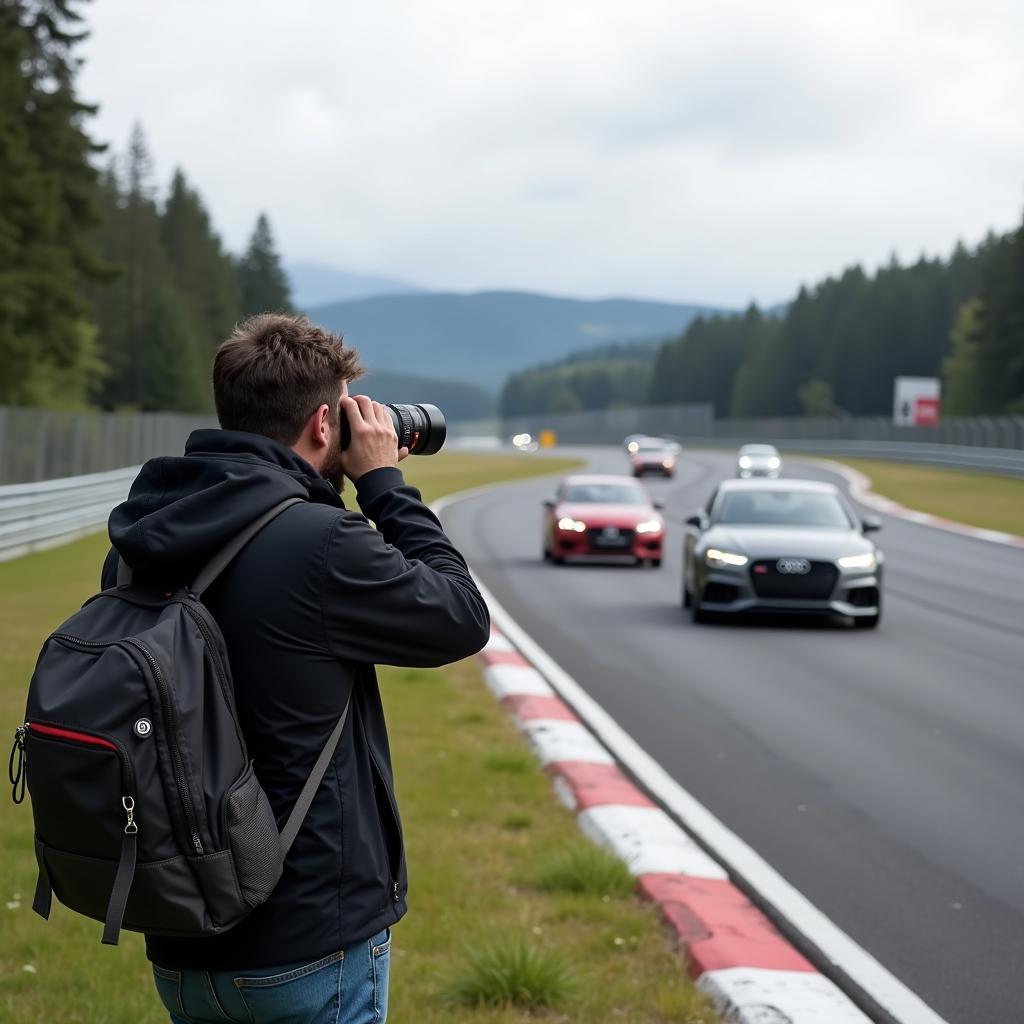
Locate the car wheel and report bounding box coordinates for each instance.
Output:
[551,553,565,566]
[854,612,880,629]
[542,545,551,562]
[651,558,663,568]
[682,583,692,607]
[690,597,706,624]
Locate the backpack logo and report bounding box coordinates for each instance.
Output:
[133,718,152,739]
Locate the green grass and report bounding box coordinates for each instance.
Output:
[0,450,717,1024]
[447,937,576,1009]
[826,457,1024,536]
[531,842,636,898]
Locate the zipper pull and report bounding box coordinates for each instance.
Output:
[122,795,138,834]
[9,724,27,805]
[393,882,400,903]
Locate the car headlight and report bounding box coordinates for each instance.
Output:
[705,548,749,567]
[627,441,640,453]
[768,457,781,468]
[662,459,674,469]
[738,456,752,469]
[838,552,876,570]
[636,519,662,534]
[558,517,587,533]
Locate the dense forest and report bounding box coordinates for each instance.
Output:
[0,0,291,412]
[503,221,1024,420]
[499,342,657,417]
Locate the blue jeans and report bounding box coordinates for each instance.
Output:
[152,928,390,1024]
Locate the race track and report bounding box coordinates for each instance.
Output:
[440,446,1024,1024]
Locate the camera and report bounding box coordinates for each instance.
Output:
[341,403,446,456]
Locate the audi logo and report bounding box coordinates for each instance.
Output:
[776,557,812,575]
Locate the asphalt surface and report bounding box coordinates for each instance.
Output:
[440,446,1024,1024]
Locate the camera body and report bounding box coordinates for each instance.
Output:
[341,403,446,456]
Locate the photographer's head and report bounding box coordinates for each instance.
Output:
[214,313,362,486]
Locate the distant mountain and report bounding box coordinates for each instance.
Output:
[288,262,421,308]
[310,290,724,392]
[351,369,495,421]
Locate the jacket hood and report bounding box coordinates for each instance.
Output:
[108,429,343,583]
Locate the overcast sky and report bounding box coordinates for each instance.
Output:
[79,0,1024,307]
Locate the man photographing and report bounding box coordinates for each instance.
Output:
[100,313,490,1023]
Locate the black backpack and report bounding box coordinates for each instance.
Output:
[8,497,350,945]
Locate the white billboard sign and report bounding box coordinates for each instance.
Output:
[893,377,941,426]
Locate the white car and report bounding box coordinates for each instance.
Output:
[736,444,782,479]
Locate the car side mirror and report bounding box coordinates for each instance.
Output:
[543,499,556,510]
[862,516,882,533]
[685,513,704,529]
[653,501,665,511]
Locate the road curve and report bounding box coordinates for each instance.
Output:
[440,446,1024,1024]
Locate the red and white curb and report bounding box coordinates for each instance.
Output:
[804,458,1024,549]
[479,626,873,1023]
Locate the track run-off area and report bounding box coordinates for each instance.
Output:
[440,446,1024,1024]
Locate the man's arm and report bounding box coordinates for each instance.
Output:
[322,466,490,667]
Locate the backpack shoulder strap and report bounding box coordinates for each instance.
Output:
[279,693,352,855]
[116,497,304,595]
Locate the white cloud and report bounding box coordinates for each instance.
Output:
[79,0,1024,306]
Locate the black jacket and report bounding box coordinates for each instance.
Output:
[100,429,489,969]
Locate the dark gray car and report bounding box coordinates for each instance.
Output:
[682,479,883,627]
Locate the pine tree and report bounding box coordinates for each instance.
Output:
[238,213,291,315]
[0,0,105,406]
[162,168,241,355]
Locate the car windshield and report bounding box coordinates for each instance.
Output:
[637,445,668,453]
[740,446,777,457]
[564,483,647,505]
[716,490,852,528]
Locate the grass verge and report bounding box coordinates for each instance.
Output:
[821,457,1024,537]
[0,451,716,1023]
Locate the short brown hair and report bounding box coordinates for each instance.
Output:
[213,314,363,444]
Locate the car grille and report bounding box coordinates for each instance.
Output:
[586,526,635,551]
[750,560,838,600]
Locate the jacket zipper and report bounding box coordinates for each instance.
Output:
[51,632,204,855]
[368,749,403,901]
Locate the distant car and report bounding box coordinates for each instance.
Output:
[630,440,676,478]
[512,432,539,452]
[736,443,782,478]
[543,474,664,567]
[682,479,882,626]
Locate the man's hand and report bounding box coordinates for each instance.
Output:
[340,395,410,482]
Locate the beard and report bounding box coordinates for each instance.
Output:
[321,432,346,493]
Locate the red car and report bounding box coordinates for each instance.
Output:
[629,439,677,478]
[543,474,665,567]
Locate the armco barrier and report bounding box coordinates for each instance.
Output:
[676,438,1024,477]
[0,466,137,563]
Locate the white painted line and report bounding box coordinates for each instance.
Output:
[580,805,728,880]
[435,486,949,1024]
[698,967,872,1024]
[519,718,615,766]
[482,663,553,699]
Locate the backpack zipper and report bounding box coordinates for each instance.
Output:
[50,632,205,856]
[178,600,247,755]
[122,638,205,855]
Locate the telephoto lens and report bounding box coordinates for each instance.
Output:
[341,402,446,455]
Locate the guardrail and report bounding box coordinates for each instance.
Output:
[0,466,137,563]
[674,438,1024,478]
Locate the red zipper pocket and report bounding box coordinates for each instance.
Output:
[28,722,117,752]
